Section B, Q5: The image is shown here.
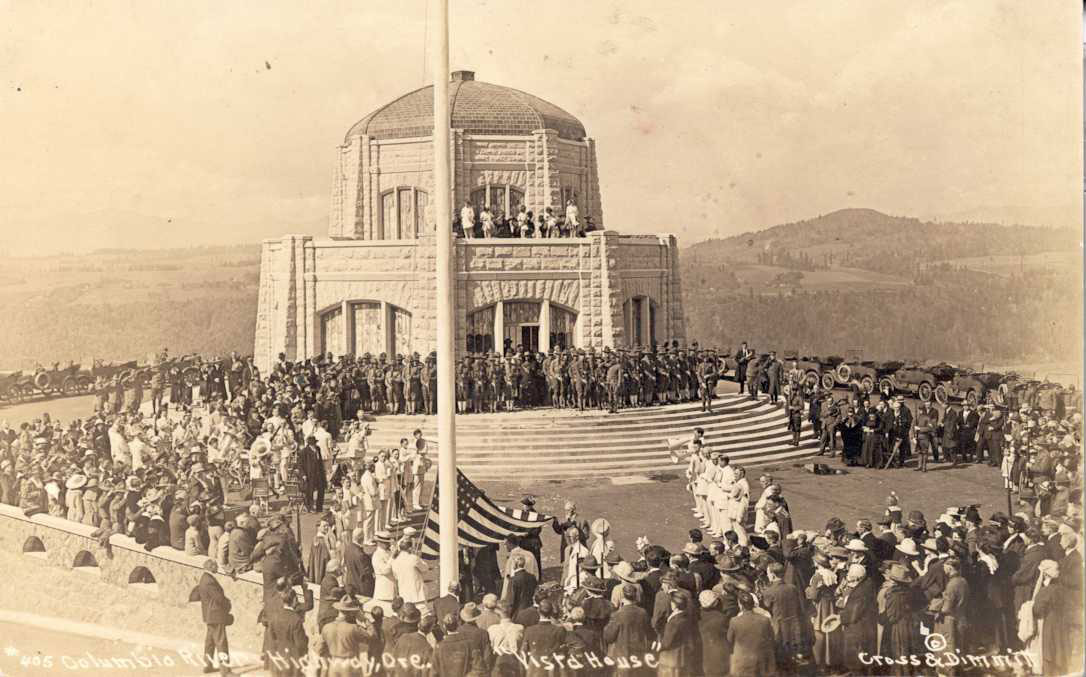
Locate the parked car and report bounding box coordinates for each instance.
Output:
[783,354,845,391]
[834,359,904,395]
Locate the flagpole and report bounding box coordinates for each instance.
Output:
[432,0,459,595]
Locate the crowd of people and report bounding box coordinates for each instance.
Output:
[1,340,1082,676]
[456,200,593,239]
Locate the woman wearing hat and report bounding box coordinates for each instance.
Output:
[807,551,844,670]
[878,562,921,665]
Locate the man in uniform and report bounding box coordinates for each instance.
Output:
[405,353,423,415]
[913,400,938,472]
[420,354,435,415]
[367,358,385,415]
[819,394,841,455]
[746,353,761,400]
[735,342,753,394]
[885,396,912,468]
[787,389,805,446]
[640,351,656,407]
[489,354,505,413]
[766,351,782,404]
[470,357,486,414]
[606,355,624,414]
[388,356,406,414]
[570,350,586,411]
[698,351,718,412]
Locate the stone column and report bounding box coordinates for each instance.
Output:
[341,301,351,356]
[639,298,651,348]
[494,300,504,354]
[540,299,551,353]
[381,301,392,357]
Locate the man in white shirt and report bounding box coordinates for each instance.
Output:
[359,462,378,545]
[108,421,129,464]
[346,423,370,460]
[460,201,476,239]
[391,530,429,606]
[301,411,318,440]
[487,601,524,656]
[370,530,396,614]
[128,429,147,471]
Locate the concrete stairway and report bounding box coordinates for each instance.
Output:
[355,394,818,479]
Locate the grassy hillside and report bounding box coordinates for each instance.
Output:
[0,246,259,369]
[681,209,1082,365]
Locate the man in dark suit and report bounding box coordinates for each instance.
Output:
[602,584,655,677]
[457,603,493,676]
[187,560,233,676]
[766,352,782,403]
[522,600,568,677]
[725,592,776,676]
[958,403,980,463]
[698,590,731,677]
[298,436,326,512]
[886,397,912,468]
[1011,529,1047,625]
[735,342,752,394]
[433,582,462,626]
[342,528,374,598]
[390,605,431,677]
[432,613,488,677]
[503,554,538,619]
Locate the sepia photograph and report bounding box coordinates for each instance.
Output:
[0,1,1082,675]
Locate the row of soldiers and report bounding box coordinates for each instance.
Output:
[283,345,729,418]
[452,346,724,414]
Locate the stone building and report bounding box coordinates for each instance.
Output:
[254,70,685,374]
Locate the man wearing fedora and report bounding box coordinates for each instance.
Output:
[188,559,235,676]
[319,595,372,677]
[389,605,431,677]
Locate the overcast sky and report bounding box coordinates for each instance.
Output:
[0,0,1081,254]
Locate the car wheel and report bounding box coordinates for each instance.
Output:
[966,389,978,407]
[879,378,894,398]
[918,382,933,402]
[934,385,948,404]
[860,376,874,393]
[821,373,836,391]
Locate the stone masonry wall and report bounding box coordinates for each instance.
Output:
[256,232,685,367]
[0,505,319,656]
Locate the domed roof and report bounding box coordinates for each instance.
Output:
[345,71,586,143]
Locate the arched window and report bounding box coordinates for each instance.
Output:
[321,301,413,357]
[379,187,429,239]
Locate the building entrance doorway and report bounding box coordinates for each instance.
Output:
[519,325,540,353]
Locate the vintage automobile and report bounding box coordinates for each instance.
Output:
[783,354,845,391]
[942,370,1004,406]
[834,359,904,395]
[880,361,957,403]
[0,371,22,402]
[17,362,82,397]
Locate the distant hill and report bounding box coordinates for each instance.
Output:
[680,208,1082,365]
[684,208,1078,276]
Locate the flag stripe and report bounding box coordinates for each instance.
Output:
[417,468,551,560]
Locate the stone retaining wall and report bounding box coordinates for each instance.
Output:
[0,505,319,654]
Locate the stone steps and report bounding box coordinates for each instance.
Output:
[355,394,817,479]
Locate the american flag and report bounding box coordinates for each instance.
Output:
[418,469,551,560]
